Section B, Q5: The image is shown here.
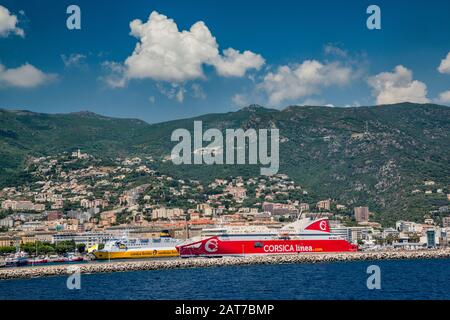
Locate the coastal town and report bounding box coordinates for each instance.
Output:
[0,149,449,267]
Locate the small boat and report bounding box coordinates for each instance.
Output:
[67,254,84,262]
[5,252,29,267]
[47,255,68,263]
[27,256,49,265]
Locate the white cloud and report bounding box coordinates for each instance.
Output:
[0,63,56,88]
[191,83,206,99]
[175,89,185,102]
[212,48,264,77]
[438,52,450,74]
[232,93,249,106]
[100,61,127,88]
[437,90,450,104]
[257,60,352,105]
[156,83,186,103]
[0,5,24,37]
[107,11,264,87]
[323,43,348,58]
[368,65,429,105]
[61,53,87,68]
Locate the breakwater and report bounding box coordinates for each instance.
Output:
[1,249,450,280]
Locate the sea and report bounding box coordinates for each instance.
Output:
[0,258,449,300]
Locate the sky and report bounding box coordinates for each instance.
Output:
[0,0,450,123]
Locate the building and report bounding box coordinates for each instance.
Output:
[52,232,119,247]
[252,212,272,222]
[46,211,63,221]
[396,221,423,233]
[0,216,14,228]
[330,227,352,242]
[226,186,247,200]
[1,200,44,212]
[19,221,46,232]
[330,226,373,244]
[67,210,93,223]
[354,206,369,223]
[262,202,298,216]
[151,208,184,220]
[299,203,310,212]
[426,229,436,248]
[316,199,331,211]
[442,217,450,228]
[100,212,117,225]
[0,236,21,247]
[439,206,449,214]
[382,227,399,239]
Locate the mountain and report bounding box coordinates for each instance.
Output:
[1,103,449,225]
[0,109,147,186]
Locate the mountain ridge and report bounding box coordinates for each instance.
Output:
[0,103,449,225]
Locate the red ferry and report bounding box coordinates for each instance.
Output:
[176,217,358,257]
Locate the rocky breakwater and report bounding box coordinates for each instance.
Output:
[1,249,450,280]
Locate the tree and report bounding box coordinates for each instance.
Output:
[0,246,16,255]
[385,234,398,245]
[77,243,86,253]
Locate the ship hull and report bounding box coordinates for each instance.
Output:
[177,237,358,257]
[93,248,179,260]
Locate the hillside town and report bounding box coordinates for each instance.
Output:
[1,150,449,252]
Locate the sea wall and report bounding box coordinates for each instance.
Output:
[1,249,450,280]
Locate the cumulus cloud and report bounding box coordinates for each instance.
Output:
[438,52,450,74]
[437,90,450,104]
[107,11,264,87]
[212,48,264,77]
[0,63,56,88]
[0,5,24,37]
[368,65,429,105]
[257,60,353,105]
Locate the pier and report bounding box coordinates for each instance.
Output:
[1,249,450,280]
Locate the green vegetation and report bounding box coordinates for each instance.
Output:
[0,246,16,254]
[20,241,77,256]
[0,103,449,225]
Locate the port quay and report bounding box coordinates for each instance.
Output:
[2,249,450,280]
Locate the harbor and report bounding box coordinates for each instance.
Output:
[1,248,450,280]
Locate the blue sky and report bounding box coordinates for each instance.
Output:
[0,0,450,123]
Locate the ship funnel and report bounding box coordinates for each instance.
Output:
[304,218,330,233]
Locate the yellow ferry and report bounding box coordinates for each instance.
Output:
[93,234,181,260]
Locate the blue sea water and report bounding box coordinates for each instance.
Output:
[0,258,449,300]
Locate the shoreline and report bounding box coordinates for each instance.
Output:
[1,249,450,280]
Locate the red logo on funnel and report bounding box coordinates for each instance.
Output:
[305,219,330,233]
